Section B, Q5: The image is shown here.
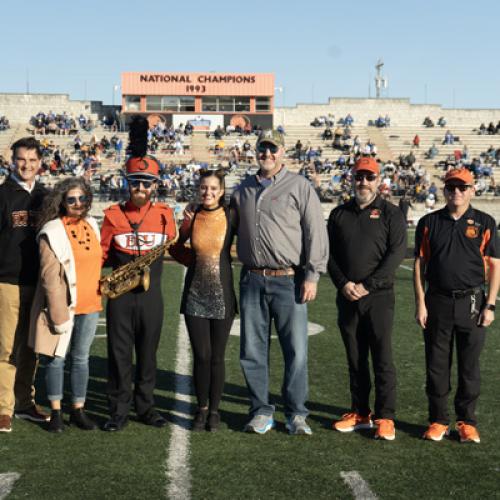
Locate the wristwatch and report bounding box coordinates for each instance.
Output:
[484,304,496,312]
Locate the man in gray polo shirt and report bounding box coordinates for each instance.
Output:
[231,129,328,435]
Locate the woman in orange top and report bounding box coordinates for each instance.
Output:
[30,177,102,432]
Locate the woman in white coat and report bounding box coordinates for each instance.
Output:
[29,177,102,432]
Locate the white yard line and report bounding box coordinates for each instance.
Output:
[340,471,378,500]
[0,473,20,500]
[165,314,192,500]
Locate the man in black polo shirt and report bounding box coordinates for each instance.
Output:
[328,156,406,440]
[414,168,499,443]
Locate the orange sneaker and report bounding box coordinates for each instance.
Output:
[456,421,480,443]
[374,419,395,440]
[333,412,373,433]
[422,422,449,441]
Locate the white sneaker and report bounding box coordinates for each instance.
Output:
[286,415,312,435]
[244,415,274,434]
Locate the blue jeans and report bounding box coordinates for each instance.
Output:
[43,312,99,404]
[239,269,309,418]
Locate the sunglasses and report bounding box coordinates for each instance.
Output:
[129,179,154,189]
[354,172,378,182]
[65,195,88,206]
[445,184,471,192]
[257,142,279,155]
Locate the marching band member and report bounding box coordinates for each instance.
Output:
[100,117,176,431]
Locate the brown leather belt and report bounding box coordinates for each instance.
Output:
[249,267,295,277]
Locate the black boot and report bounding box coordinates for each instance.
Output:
[192,408,208,432]
[70,408,97,430]
[207,412,220,432]
[48,410,65,433]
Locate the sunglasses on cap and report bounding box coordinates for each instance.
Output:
[354,172,378,182]
[445,184,471,192]
[129,179,155,189]
[257,142,279,154]
[65,195,88,205]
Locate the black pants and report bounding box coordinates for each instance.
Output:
[106,288,164,417]
[424,290,486,425]
[184,315,233,411]
[337,290,396,420]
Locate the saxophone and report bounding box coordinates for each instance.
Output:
[100,222,178,299]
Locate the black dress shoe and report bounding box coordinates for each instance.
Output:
[103,414,128,432]
[192,408,208,432]
[139,410,167,428]
[207,412,220,432]
[48,410,65,433]
[70,408,98,430]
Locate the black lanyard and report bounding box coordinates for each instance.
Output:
[119,204,168,256]
[120,203,153,257]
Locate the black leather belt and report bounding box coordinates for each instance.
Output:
[249,268,295,277]
[430,286,483,299]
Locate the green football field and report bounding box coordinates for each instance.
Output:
[2,262,499,499]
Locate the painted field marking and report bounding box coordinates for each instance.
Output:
[0,473,20,500]
[229,318,324,337]
[165,315,192,500]
[340,471,378,500]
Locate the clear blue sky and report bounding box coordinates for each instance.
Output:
[2,0,498,109]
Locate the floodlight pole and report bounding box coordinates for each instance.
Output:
[275,86,285,126]
[374,59,387,99]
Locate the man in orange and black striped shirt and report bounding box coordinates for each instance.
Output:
[414,168,500,444]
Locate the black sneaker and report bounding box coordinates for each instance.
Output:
[15,405,50,423]
[139,410,167,428]
[70,408,98,430]
[192,408,208,432]
[103,414,128,432]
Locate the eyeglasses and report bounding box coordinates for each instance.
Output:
[129,179,154,189]
[354,172,378,182]
[445,184,471,192]
[257,142,279,155]
[65,195,88,205]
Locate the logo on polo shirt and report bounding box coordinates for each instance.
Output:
[465,225,479,239]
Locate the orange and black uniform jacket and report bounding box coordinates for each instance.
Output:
[101,200,176,288]
[415,206,499,291]
[327,195,407,292]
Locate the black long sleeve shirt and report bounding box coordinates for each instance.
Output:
[327,196,407,292]
[0,177,47,285]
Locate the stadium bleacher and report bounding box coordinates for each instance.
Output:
[3,96,500,223]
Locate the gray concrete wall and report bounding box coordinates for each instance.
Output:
[275,97,500,127]
[0,93,102,122]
